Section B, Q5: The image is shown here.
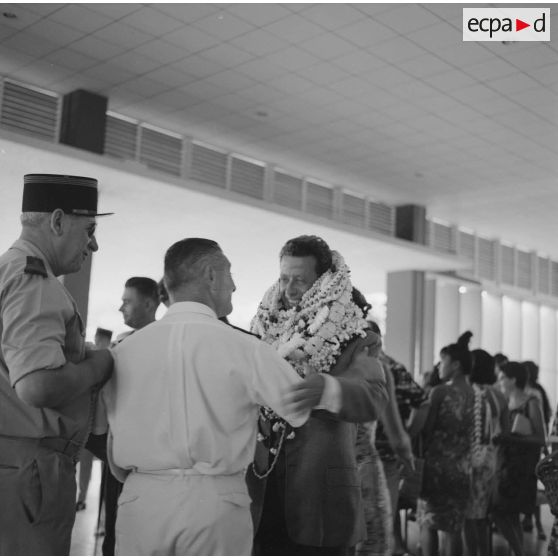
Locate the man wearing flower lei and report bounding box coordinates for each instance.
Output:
[248,235,388,555]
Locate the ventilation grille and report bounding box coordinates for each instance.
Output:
[273,171,303,211]
[306,181,334,220]
[517,250,532,290]
[478,238,496,280]
[538,257,550,295]
[458,231,475,260]
[104,114,138,160]
[501,245,515,285]
[138,127,182,176]
[190,142,228,188]
[0,80,59,141]
[430,222,455,253]
[552,262,558,297]
[230,156,265,199]
[342,193,365,228]
[368,201,394,235]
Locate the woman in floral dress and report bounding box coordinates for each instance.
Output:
[417,331,474,556]
[464,348,509,555]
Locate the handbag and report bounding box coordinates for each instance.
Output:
[511,412,533,436]
[399,436,424,506]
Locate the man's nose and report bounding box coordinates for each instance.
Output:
[88,235,98,252]
[286,279,297,294]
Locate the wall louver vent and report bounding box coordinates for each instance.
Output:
[538,257,550,295]
[190,142,227,188]
[368,201,394,235]
[430,221,455,253]
[501,244,515,286]
[104,114,138,161]
[458,231,475,260]
[230,156,265,199]
[306,181,334,220]
[516,250,532,290]
[139,126,182,176]
[0,80,59,141]
[552,262,558,297]
[273,171,303,211]
[478,237,496,281]
[342,193,365,228]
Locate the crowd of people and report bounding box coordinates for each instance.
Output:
[0,172,557,556]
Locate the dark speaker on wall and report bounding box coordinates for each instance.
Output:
[60,89,108,154]
[395,204,426,244]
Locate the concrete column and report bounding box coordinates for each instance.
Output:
[385,270,430,379]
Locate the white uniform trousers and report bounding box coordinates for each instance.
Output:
[115,469,252,556]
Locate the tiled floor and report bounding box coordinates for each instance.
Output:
[70,463,554,556]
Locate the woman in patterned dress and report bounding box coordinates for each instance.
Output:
[464,348,509,555]
[417,332,474,556]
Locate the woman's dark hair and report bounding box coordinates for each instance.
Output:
[351,287,371,317]
[440,331,473,374]
[425,362,443,388]
[500,361,528,390]
[470,349,496,385]
[494,352,508,367]
[522,360,539,384]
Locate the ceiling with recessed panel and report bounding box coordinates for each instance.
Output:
[1,3,558,257]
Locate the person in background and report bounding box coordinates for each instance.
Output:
[76,327,114,513]
[494,352,509,375]
[492,361,546,555]
[0,173,113,555]
[545,404,558,554]
[369,321,428,555]
[464,348,509,555]
[417,332,474,556]
[522,360,551,540]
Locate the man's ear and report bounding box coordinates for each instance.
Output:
[49,209,66,236]
[205,263,217,288]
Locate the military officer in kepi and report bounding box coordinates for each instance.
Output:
[0,174,114,555]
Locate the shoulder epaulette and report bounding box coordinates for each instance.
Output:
[24,256,48,278]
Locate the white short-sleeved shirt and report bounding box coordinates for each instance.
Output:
[105,302,308,476]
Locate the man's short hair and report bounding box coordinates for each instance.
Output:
[20,212,50,227]
[279,235,333,277]
[124,277,159,304]
[164,238,223,292]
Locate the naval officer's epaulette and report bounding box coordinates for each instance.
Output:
[24,256,48,278]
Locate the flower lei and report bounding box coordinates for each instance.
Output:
[251,251,369,377]
[250,251,369,477]
[471,384,490,468]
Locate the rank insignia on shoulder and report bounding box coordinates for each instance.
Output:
[24,256,48,278]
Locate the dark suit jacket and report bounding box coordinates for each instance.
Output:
[247,330,387,548]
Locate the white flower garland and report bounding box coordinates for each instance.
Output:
[471,384,489,468]
[251,251,369,377]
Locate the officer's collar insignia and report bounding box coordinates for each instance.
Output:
[24,256,48,278]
